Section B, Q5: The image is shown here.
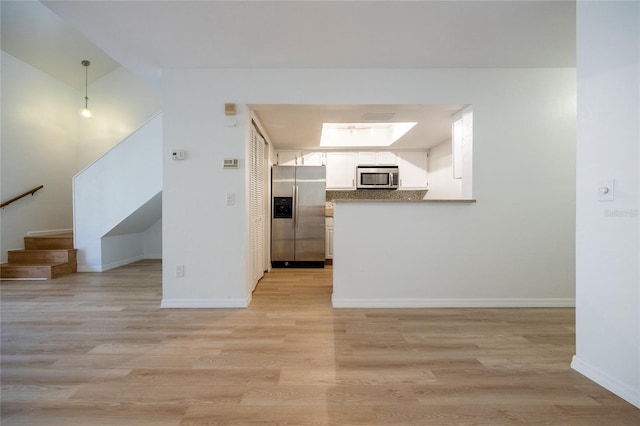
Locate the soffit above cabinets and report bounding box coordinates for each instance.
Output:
[250,104,467,151]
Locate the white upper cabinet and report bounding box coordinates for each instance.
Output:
[326,152,356,190]
[276,151,325,166]
[357,151,396,166]
[276,150,426,190]
[397,151,428,190]
[300,152,325,166]
[276,151,300,165]
[375,151,397,165]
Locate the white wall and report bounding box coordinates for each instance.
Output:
[572,1,639,408]
[425,140,462,199]
[144,218,163,259]
[0,50,162,263]
[101,233,144,270]
[77,67,161,168]
[74,114,162,271]
[1,52,78,262]
[162,67,575,308]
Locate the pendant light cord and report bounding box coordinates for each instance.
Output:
[82,60,90,109]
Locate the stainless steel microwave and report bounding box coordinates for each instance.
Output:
[356,166,399,189]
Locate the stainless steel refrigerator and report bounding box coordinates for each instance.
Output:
[271,166,326,267]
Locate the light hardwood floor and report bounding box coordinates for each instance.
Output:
[1,260,638,425]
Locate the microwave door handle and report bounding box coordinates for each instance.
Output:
[389,172,393,187]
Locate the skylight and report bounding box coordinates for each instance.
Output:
[320,122,417,147]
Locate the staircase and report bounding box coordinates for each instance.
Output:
[0,234,77,280]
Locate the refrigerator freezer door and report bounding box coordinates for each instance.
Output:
[294,166,326,261]
[271,166,296,262]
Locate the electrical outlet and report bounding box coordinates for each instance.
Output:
[175,265,185,278]
[226,192,235,206]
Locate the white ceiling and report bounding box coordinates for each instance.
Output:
[0,1,120,89]
[3,0,576,150]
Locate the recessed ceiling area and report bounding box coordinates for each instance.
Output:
[249,104,467,151]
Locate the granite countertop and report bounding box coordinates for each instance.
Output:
[331,199,476,204]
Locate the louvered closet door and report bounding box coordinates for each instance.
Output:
[249,124,267,289]
[256,132,266,281]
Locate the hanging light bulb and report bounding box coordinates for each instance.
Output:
[80,60,92,118]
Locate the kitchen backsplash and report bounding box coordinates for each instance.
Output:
[326,190,428,201]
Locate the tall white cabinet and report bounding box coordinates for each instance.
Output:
[325,152,356,190]
[397,151,428,189]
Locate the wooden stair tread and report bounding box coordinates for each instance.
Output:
[1,234,76,279]
[27,233,73,238]
[2,261,68,267]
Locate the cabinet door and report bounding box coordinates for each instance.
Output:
[301,152,325,166]
[326,152,356,190]
[398,151,428,189]
[357,152,377,165]
[325,217,334,259]
[376,151,397,165]
[357,151,396,165]
[276,151,300,165]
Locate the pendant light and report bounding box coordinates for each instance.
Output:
[80,60,92,118]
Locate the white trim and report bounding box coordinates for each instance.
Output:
[26,228,73,237]
[572,356,640,409]
[77,266,103,273]
[160,296,251,309]
[144,254,163,260]
[101,256,144,272]
[331,297,576,308]
[77,255,145,273]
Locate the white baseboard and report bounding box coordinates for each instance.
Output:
[331,297,576,308]
[144,254,163,259]
[27,228,73,237]
[161,296,250,309]
[101,255,144,271]
[572,355,640,408]
[77,255,145,273]
[77,266,103,272]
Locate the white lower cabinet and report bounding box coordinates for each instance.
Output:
[325,217,334,259]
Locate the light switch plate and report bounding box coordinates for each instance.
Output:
[598,179,615,201]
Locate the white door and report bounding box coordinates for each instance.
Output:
[250,125,268,289]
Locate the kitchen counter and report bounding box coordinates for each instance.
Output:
[332,199,476,204]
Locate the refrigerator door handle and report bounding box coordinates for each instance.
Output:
[294,185,299,229]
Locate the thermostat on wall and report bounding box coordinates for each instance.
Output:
[223,158,240,169]
[172,150,186,160]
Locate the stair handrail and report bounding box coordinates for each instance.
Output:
[1,185,44,209]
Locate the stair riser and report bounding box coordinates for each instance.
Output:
[8,250,76,264]
[24,237,74,250]
[1,263,73,280]
[1,234,76,280]
[1,266,52,279]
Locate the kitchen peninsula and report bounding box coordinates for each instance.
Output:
[330,198,502,308]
